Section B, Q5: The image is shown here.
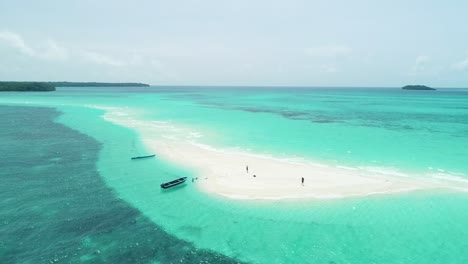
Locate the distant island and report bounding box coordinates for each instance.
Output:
[51,82,150,87]
[402,85,436,91]
[0,81,150,92]
[0,82,55,92]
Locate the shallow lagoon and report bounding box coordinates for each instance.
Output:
[1,87,468,263]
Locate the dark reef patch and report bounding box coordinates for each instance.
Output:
[0,105,243,264]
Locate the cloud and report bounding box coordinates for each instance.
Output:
[0,30,69,60]
[415,55,431,65]
[42,40,69,60]
[0,30,127,67]
[452,56,468,71]
[0,30,175,82]
[409,55,431,75]
[304,45,352,58]
[0,31,36,56]
[80,50,125,67]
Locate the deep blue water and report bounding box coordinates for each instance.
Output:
[0,105,242,264]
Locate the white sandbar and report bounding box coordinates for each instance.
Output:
[99,106,462,200]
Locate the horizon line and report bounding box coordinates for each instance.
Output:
[3,80,468,89]
[146,84,468,89]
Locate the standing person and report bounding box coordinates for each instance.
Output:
[301,177,304,186]
[246,165,249,173]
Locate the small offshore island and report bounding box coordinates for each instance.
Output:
[402,85,436,90]
[0,81,149,92]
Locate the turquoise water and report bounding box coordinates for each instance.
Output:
[0,106,241,263]
[1,87,468,263]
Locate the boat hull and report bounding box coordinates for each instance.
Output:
[161,177,187,189]
[131,154,155,160]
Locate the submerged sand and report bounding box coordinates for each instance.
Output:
[98,106,464,200]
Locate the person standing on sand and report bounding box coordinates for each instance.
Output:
[246,165,249,173]
[301,177,304,186]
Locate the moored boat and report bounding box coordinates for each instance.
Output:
[161,177,187,189]
[131,154,155,160]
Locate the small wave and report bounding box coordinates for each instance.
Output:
[357,166,410,178]
[335,165,358,171]
[217,187,426,201]
[151,121,169,124]
[430,173,468,184]
[218,192,346,200]
[188,132,203,138]
[113,112,128,117]
[162,135,177,140]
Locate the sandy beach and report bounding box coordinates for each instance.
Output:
[98,106,461,200]
[143,138,451,199]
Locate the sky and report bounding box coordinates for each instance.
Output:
[1,0,468,87]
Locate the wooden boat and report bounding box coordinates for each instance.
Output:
[131,154,155,160]
[161,177,187,189]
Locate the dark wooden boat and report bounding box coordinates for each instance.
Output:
[161,177,187,189]
[131,154,155,160]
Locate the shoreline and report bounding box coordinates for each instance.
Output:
[97,106,466,200]
[143,139,444,200]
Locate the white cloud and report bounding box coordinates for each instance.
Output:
[0,31,36,56]
[409,55,431,75]
[0,30,69,60]
[0,30,128,67]
[80,50,125,67]
[452,56,468,71]
[0,30,175,82]
[304,45,352,58]
[42,40,69,60]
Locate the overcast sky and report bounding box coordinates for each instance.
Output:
[1,0,467,87]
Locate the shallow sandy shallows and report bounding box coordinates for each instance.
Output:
[99,107,460,200]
